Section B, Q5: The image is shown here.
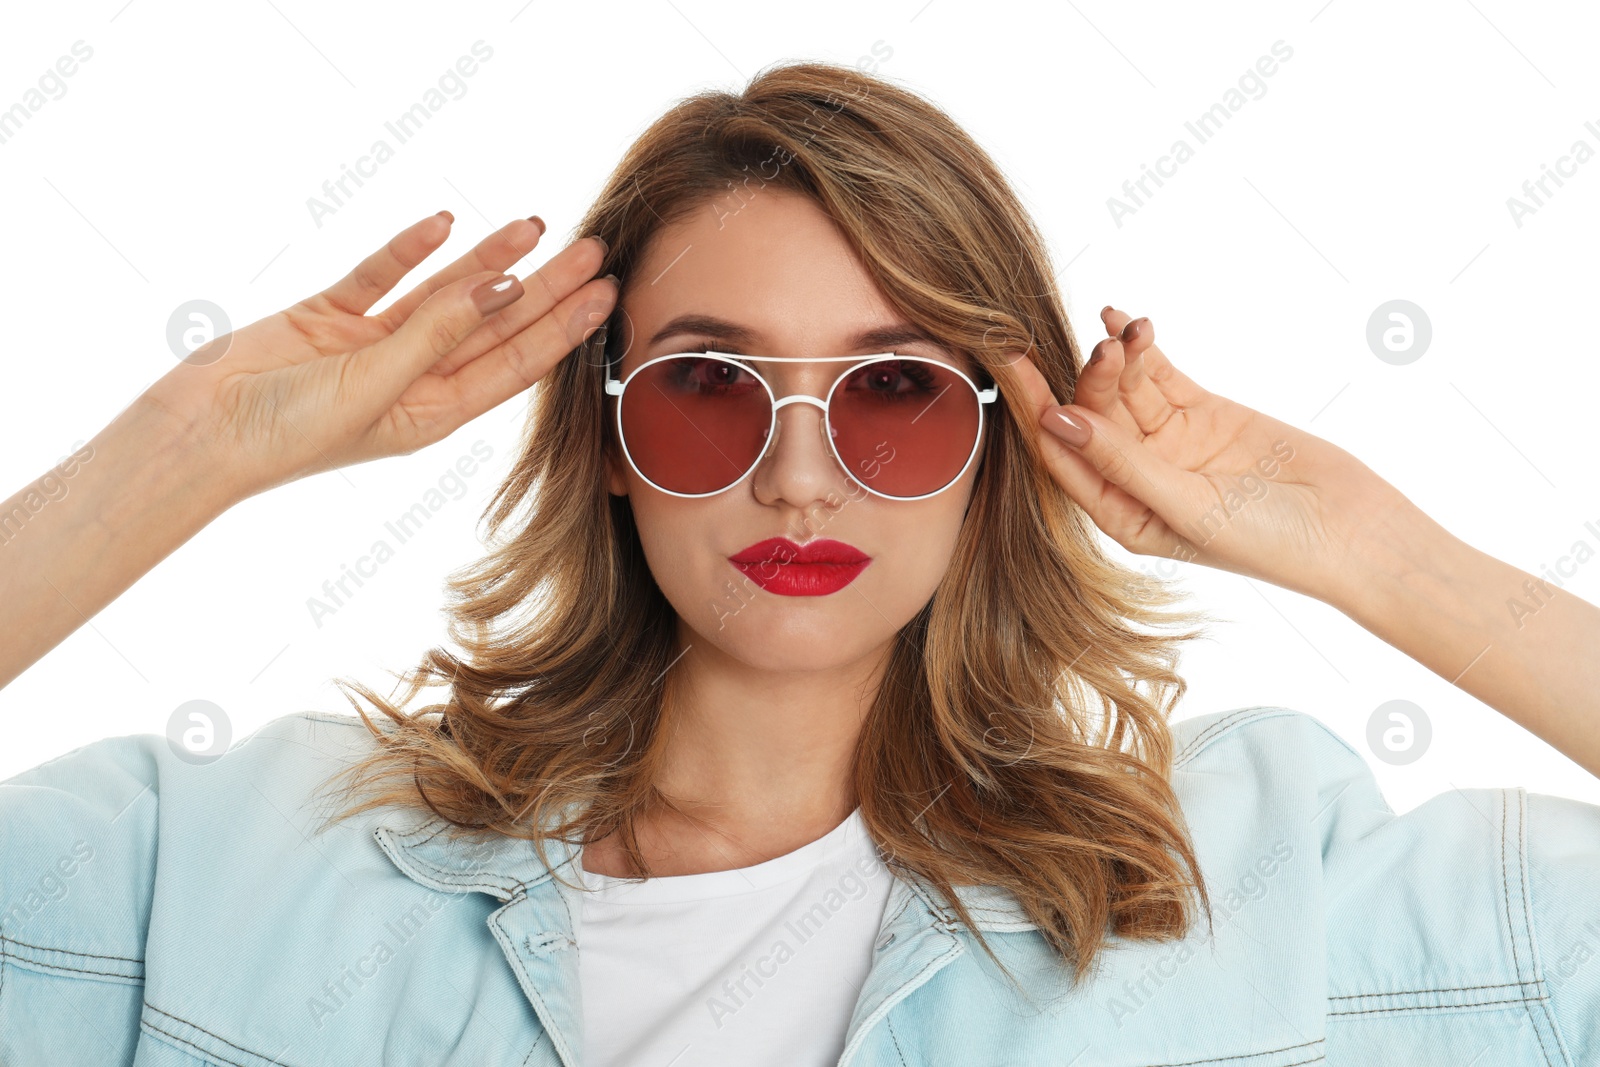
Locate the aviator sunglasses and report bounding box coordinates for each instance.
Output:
[604,350,1001,501]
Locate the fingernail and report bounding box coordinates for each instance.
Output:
[437,210,454,225]
[589,234,609,257]
[1051,408,1092,447]
[527,215,546,236]
[603,273,621,288]
[1086,349,1104,368]
[1122,317,1147,342]
[1100,305,1113,317]
[473,274,523,315]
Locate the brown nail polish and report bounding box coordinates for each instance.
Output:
[527,215,546,236]
[1100,305,1113,317]
[472,274,523,316]
[589,234,609,257]
[1053,408,1092,447]
[437,210,454,225]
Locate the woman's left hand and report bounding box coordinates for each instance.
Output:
[1016,306,1420,608]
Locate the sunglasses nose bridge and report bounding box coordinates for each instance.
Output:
[764,393,834,460]
[750,393,860,505]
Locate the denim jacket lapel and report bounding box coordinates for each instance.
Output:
[373,811,589,1067]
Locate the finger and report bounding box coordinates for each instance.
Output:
[438,275,620,427]
[1114,317,1180,435]
[376,216,546,331]
[1041,402,1195,520]
[1099,306,1211,413]
[1100,304,1135,338]
[1072,335,1144,437]
[342,269,525,416]
[425,235,609,377]
[1003,348,1122,514]
[1035,411,1184,558]
[997,347,1061,419]
[1035,412,1118,518]
[321,212,453,316]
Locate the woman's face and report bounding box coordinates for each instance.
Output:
[605,188,987,674]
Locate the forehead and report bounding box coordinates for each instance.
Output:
[617,189,970,373]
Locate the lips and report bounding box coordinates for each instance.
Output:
[728,537,871,596]
[730,537,869,565]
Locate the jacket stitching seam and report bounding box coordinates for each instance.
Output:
[537,877,578,967]
[1328,979,1543,998]
[0,942,142,982]
[1328,993,1550,1016]
[847,937,965,1057]
[387,818,454,847]
[1513,787,1564,1066]
[518,1028,549,1067]
[558,881,575,949]
[298,710,367,726]
[1499,786,1559,1066]
[902,877,960,930]
[886,1014,911,1067]
[489,910,581,1067]
[0,931,141,963]
[0,957,137,982]
[396,848,521,894]
[884,885,916,928]
[1502,786,1526,985]
[1173,707,1290,768]
[391,822,553,895]
[1173,708,1260,766]
[1497,783,1561,1067]
[146,1003,289,1066]
[142,1017,259,1067]
[1139,1043,1324,1067]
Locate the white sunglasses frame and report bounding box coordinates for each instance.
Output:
[603,350,1002,501]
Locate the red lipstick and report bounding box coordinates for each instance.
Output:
[728,537,871,596]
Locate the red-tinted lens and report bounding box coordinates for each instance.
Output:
[616,355,984,498]
[617,355,773,495]
[828,358,983,498]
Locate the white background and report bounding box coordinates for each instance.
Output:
[2,0,1597,815]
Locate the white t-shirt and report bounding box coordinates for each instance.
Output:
[575,806,893,1067]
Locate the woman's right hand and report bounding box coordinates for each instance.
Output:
[139,211,615,501]
[0,211,614,689]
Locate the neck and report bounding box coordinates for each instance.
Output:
[583,625,886,877]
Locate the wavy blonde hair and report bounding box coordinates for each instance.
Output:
[320,58,1218,990]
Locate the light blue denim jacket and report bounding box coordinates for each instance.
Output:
[2,705,1597,1066]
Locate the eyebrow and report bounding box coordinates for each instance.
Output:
[646,313,953,357]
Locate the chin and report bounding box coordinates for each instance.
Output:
[708,616,876,668]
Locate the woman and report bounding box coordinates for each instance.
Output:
[2,59,1597,1067]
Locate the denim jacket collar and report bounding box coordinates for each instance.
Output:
[371,807,1041,1067]
[372,808,1041,930]
[372,811,583,903]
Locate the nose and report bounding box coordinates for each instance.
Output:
[750,394,850,504]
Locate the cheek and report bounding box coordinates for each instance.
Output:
[628,492,691,557]
[626,493,736,600]
[863,495,971,599]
